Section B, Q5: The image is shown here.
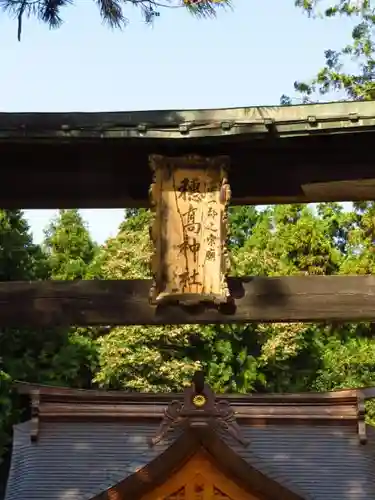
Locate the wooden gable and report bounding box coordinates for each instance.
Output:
[140,451,260,500]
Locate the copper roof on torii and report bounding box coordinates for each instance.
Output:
[0,100,374,139]
[1,99,375,208]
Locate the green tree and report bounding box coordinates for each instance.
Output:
[0,210,49,495]
[89,208,271,394]
[278,1,375,413]
[281,0,375,102]
[38,203,375,403]
[41,208,99,390]
[88,205,347,395]
[91,209,202,392]
[0,209,48,281]
[228,206,258,249]
[229,202,375,396]
[241,202,375,403]
[0,0,231,41]
[228,203,344,393]
[44,209,97,280]
[340,201,375,274]
[321,200,375,423]
[0,209,98,495]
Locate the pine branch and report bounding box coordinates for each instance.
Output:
[0,0,232,40]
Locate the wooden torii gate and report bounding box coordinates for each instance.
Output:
[1,100,375,327]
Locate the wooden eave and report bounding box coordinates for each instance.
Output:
[1,100,375,208]
[15,381,367,428]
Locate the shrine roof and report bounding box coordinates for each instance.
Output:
[5,380,375,500]
[1,100,375,208]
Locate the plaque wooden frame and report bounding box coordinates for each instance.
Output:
[149,154,231,306]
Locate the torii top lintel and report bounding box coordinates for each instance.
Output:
[1,99,375,209]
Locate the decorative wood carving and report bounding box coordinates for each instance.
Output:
[165,486,185,499]
[214,487,234,499]
[149,372,248,448]
[193,478,205,500]
[149,155,231,306]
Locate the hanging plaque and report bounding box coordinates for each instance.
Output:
[149,155,231,306]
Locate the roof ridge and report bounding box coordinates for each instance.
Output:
[13,380,373,400]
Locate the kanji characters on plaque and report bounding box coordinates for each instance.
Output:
[149,155,231,305]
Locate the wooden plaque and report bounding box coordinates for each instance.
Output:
[149,155,231,305]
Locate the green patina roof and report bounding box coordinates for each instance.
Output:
[0,99,374,140]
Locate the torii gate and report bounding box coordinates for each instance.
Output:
[1,100,375,327]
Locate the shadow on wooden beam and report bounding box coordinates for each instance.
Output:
[0,276,374,327]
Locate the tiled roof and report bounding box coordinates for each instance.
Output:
[5,382,375,500]
[5,420,175,500]
[226,425,375,499]
[5,420,375,500]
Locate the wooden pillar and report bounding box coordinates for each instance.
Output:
[149,155,231,306]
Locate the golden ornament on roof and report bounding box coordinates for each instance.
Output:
[193,394,206,408]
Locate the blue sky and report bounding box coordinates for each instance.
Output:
[0,0,355,244]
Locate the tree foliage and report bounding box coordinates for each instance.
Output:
[281,0,375,103]
[0,0,231,41]
[86,204,375,400]
[0,210,48,281]
[44,209,98,280]
[90,209,202,391]
[0,210,47,470]
[0,210,98,496]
